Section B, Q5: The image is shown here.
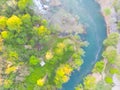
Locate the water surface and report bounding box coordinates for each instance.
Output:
[60,0,107,90]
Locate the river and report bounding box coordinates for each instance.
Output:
[60,0,107,90]
[33,0,107,90]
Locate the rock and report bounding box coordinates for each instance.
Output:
[40,61,45,66]
[33,0,48,14]
[112,74,120,90]
[24,45,32,49]
[50,9,84,35]
[50,0,61,6]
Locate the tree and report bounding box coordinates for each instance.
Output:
[18,0,33,11]
[102,46,117,63]
[109,68,119,74]
[21,13,32,27]
[75,84,83,90]
[93,60,105,73]
[29,55,39,65]
[103,33,120,46]
[57,43,66,49]
[45,51,53,60]
[105,76,113,84]
[37,78,45,87]
[72,51,84,69]
[4,79,13,89]
[6,15,22,31]
[104,8,111,16]
[54,64,72,88]
[54,42,66,56]
[34,25,50,37]
[5,66,17,74]
[0,16,7,30]
[1,31,9,39]
[8,51,19,61]
[73,58,83,69]
[83,75,96,90]
[54,47,64,56]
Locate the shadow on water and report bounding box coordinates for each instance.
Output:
[59,0,107,90]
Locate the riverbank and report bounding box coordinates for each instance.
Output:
[96,0,116,36]
[95,0,120,90]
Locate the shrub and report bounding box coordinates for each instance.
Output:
[1,31,9,39]
[109,68,119,74]
[103,33,120,46]
[18,0,33,11]
[84,75,96,90]
[102,46,117,63]
[104,8,111,16]
[105,76,113,84]
[93,60,104,73]
[0,16,7,30]
[29,56,40,65]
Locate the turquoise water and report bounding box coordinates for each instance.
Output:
[60,0,107,90]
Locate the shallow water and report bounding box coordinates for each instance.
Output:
[60,0,107,90]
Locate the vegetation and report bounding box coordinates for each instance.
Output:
[75,29,120,90]
[105,76,113,84]
[102,46,117,63]
[0,0,85,89]
[104,8,111,16]
[92,60,105,73]
[83,75,96,90]
[103,33,120,46]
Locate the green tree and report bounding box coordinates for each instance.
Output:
[0,16,7,30]
[105,76,113,84]
[103,33,120,46]
[21,13,32,27]
[104,8,111,16]
[93,60,104,73]
[102,46,117,63]
[84,75,96,90]
[29,55,40,65]
[18,0,33,11]
[75,84,83,90]
[109,68,119,74]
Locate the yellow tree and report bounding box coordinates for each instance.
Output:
[1,31,9,39]
[37,78,45,86]
[45,50,53,60]
[37,75,47,87]
[6,15,22,31]
[54,64,73,87]
[5,66,17,74]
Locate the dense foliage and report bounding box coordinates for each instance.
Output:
[0,0,85,89]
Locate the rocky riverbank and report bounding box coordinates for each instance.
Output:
[96,0,118,36]
[96,0,120,90]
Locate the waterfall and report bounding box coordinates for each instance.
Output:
[32,0,49,14]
